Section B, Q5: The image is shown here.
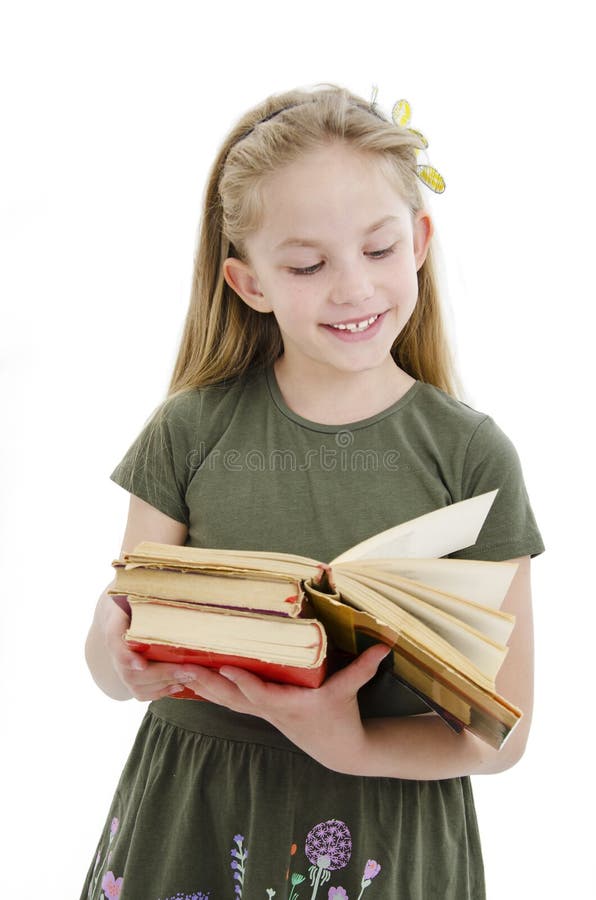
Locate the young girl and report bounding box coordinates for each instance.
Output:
[82,85,544,900]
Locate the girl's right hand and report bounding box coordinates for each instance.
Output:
[99,593,197,701]
[85,495,193,700]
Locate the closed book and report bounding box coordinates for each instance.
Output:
[124,596,327,689]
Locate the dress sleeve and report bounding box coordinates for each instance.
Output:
[109,395,194,526]
[452,416,545,562]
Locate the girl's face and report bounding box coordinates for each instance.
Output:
[223,142,432,384]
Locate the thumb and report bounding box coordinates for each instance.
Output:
[328,643,391,695]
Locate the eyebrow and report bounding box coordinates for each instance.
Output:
[274,215,401,251]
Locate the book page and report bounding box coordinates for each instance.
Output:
[330,490,498,563]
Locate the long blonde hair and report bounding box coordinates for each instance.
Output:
[169,84,458,400]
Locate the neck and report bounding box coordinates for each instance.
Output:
[272,356,415,425]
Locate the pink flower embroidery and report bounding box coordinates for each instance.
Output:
[363,860,381,881]
[101,871,123,899]
[110,817,120,836]
[328,888,349,899]
[357,858,382,898]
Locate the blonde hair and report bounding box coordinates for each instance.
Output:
[166,84,459,403]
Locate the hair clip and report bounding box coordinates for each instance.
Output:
[391,99,446,194]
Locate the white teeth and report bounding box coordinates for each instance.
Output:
[329,314,379,332]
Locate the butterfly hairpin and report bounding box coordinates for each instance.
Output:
[370,87,446,194]
[392,99,446,194]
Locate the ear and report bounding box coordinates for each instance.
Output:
[412,209,434,271]
[222,257,273,313]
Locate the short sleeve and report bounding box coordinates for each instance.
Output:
[109,395,194,526]
[452,416,545,561]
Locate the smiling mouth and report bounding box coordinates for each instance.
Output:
[324,313,383,333]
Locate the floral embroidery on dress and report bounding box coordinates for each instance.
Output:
[230,833,248,897]
[288,871,306,900]
[356,860,381,899]
[88,817,381,899]
[101,872,124,899]
[159,893,210,899]
[305,820,352,899]
[88,816,124,900]
[283,821,382,900]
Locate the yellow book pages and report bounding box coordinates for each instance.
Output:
[340,557,517,610]
[111,566,303,615]
[333,572,493,691]
[340,571,508,681]
[118,542,320,581]
[303,583,521,750]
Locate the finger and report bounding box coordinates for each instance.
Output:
[325,644,391,697]
[218,666,283,705]
[187,666,282,716]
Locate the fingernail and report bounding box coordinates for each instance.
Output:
[130,659,145,671]
[219,668,238,682]
[168,684,185,695]
[174,672,195,683]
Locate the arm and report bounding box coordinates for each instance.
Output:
[85,495,191,701]
[181,556,534,780]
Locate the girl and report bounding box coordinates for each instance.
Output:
[82,85,544,900]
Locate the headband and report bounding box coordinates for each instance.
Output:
[227,91,445,194]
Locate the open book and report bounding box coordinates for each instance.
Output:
[111,490,520,749]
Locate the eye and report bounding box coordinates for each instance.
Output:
[366,243,397,259]
[288,243,397,276]
[288,262,323,276]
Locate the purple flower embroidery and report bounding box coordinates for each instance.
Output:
[160,893,210,900]
[230,834,248,897]
[357,859,382,899]
[363,861,380,881]
[101,871,123,899]
[305,820,352,870]
[328,888,349,899]
[305,820,352,898]
[110,817,119,837]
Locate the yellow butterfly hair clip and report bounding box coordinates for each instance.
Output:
[391,98,446,194]
[369,88,445,194]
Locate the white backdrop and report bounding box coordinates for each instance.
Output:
[1,2,594,897]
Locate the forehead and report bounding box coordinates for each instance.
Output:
[254,144,410,242]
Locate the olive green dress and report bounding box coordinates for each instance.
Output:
[81,365,544,900]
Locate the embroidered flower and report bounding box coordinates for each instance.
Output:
[356,859,382,898]
[230,834,248,898]
[159,893,210,900]
[305,820,352,871]
[305,820,352,898]
[362,861,380,881]
[288,871,306,900]
[110,817,119,837]
[101,871,123,899]
[328,888,349,899]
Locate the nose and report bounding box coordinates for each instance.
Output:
[329,258,375,306]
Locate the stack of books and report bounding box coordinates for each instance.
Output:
[110,490,520,749]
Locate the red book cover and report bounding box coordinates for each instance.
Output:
[126,639,327,692]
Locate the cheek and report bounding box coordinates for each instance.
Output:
[273,282,318,326]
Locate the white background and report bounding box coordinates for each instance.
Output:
[1,2,594,897]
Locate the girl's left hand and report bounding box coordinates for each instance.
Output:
[182,644,390,773]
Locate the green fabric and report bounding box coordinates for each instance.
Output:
[82,364,544,900]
